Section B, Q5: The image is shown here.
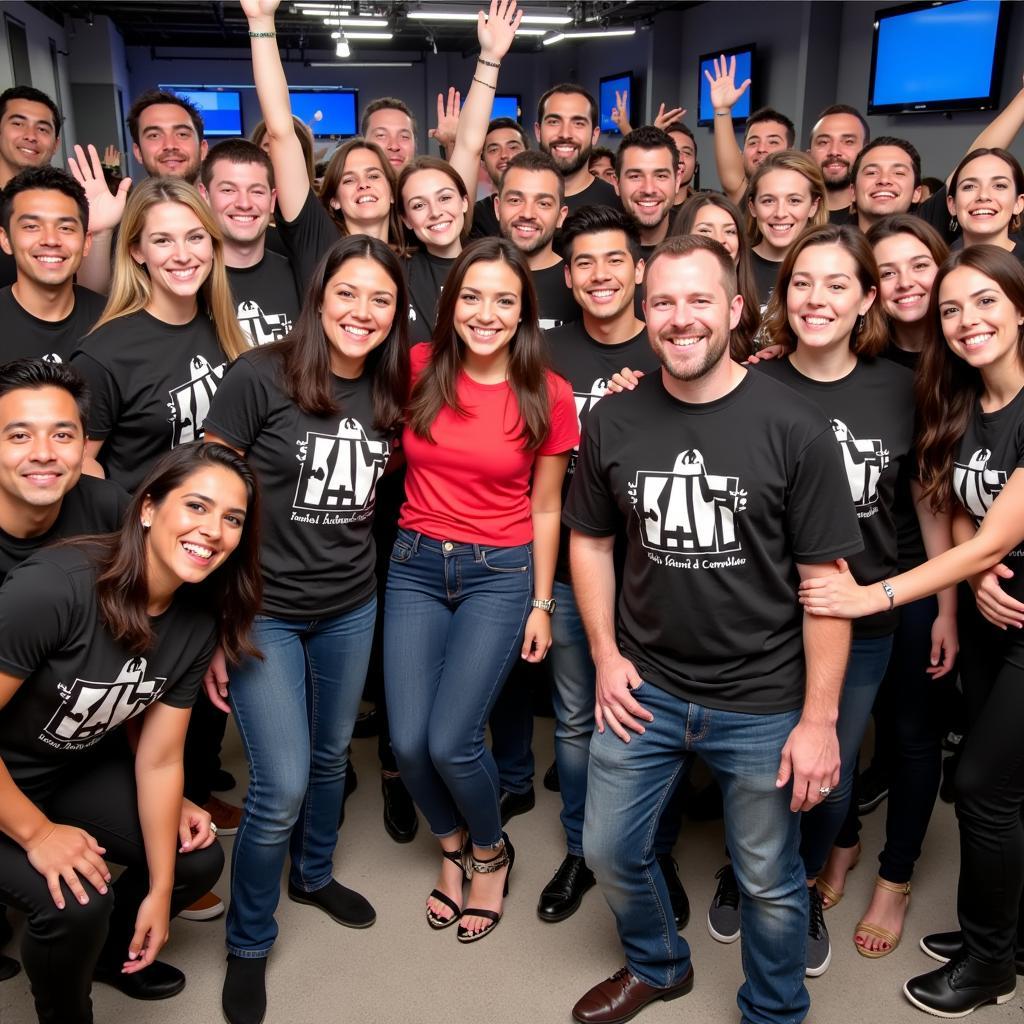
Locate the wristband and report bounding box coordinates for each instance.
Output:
[472,77,496,89]
[248,30,276,38]
[477,56,500,68]
[713,110,732,118]
[881,580,895,612]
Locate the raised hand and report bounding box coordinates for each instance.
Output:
[240,0,281,20]
[703,54,751,114]
[652,103,686,130]
[428,87,461,152]
[67,143,130,233]
[478,0,522,63]
[611,90,632,135]
[102,144,122,170]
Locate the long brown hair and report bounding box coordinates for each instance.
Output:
[948,147,1024,236]
[916,245,1024,512]
[262,235,409,434]
[745,150,828,247]
[92,177,249,360]
[92,442,262,662]
[407,237,551,450]
[318,137,404,250]
[762,223,888,357]
[670,192,760,359]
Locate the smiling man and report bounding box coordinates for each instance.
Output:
[0,167,105,364]
[360,97,417,174]
[470,117,529,240]
[851,137,922,232]
[128,89,207,185]
[615,127,679,257]
[808,104,870,221]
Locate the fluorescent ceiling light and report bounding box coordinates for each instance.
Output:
[308,61,413,67]
[542,27,635,44]
[514,28,548,35]
[336,39,350,57]
[343,31,393,39]
[408,10,571,25]
[298,5,350,12]
[321,17,389,25]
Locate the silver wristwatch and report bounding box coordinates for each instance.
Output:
[531,597,557,614]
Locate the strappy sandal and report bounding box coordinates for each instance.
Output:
[854,877,911,958]
[426,838,471,930]
[457,833,515,944]
[817,841,861,909]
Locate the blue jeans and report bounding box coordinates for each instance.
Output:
[585,681,807,1024]
[226,598,376,956]
[799,634,893,878]
[383,529,533,849]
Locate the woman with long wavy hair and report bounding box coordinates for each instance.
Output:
[71,176,248,493]
[384,237,577,944]
[799,245,1024,1016]
[0,441,261,1024]
[946,147,1024,262]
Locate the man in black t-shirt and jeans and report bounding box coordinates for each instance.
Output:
[564,235,862,1024]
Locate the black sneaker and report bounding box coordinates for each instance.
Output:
[856,763,889,815]
[806,885,832,977]
[707,863,740,943]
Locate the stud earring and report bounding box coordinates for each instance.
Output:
[142,520,151,529]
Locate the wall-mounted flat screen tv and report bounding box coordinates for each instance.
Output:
[599,72,636,135]
[167,88,243,137]
[491,94,521,121]
[868,0,1008,114]
[289,90,358,137]
[697,45,754,127]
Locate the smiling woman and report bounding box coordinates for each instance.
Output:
[948,148,1024,260]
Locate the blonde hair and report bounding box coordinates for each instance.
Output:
[93,177,249,360]
[745,150,829,248]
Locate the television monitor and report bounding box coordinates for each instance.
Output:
[289,90,358,137]
[868,1,1008,114]
[599,72,636,135]
[167,88,243,137]
[491,94,521,122]
[697,45,754,127]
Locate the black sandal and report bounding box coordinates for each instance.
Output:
[457,833,515,944]
[426,840,470,930]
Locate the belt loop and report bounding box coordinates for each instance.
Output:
[410,531,422,555]
[473,543,484,562]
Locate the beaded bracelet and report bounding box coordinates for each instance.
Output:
[473,76,496,88]
[248,30,276,38]
[477,56,500,68]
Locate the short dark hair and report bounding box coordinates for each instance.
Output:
[537,83,598,129]
[588,146,615,168]
[0,166,89,234]
[615,125,679,178]
[128,89,204,145]
[812,103,870,145]
[664,122,696,152]
[499,149,565,204]
[360,97,417,138]
[486,117,529,149]
[201,138,275,190]
[744,107,795,148]
[852,135,922,188]
[0,86,61,137]
[644,233,737,301]
[560,204,642,262]
[0,357,89,425]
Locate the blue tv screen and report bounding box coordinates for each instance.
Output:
[289,91,358,137]
[599,73,632,134]
[697,47,753,126]
[491,94,520,121]
[169,89,242,137]
[869,1,1005,113]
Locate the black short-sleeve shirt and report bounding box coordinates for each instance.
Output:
[469,194,500,240]
[755,356,915,636]
[750,251,781,311]
[0,544,217,796]
[406,249,454,344]
[562,176,620,216]
[205,350,392,618]
[227,251,301,346]
[531,261,579,330]
[70,310,228,492]
[564,369,863,713]
[276,188,341,293]
[0,285,106,363]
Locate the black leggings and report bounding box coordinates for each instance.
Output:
[0,755,223,1024]
[955,609,1024,966]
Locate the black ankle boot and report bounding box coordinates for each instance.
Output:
[222,955,267,1024]
[904,955,1016,1017]
[922,930,1024,975]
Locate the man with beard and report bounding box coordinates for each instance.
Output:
[808,104,869,222]
[564,233,861,1024]
[0,87,63,289]
[615,127,679,259]
[360,97,417,175]
[469,117,529,239]
[664,123,698,209]
[850,137,922,232]
[535,84,620,214]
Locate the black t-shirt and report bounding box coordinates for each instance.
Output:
[276,188,342,294]
[0,249,15,290]
[0,475,127,586]
[0,544,217,796]
[547,319,658,584]
[756,356,915,636]
[205,349,392,619]
[0,285,106,363]
[469,194,500,240]
[227,250,301,347]
[70,310,228,492]
[531,260,579,330]
[564,369,862,713]
[563,175,620,216]
[951,234,1024,266]
[406,249,454,344]
[913,185,952,243]
[829,205,855,225]
[750,250,781,311]
[954,385,1024,605]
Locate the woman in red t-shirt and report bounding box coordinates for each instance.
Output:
[383,237,578,943]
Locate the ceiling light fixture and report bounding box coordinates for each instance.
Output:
[407,9,571,24]
[321,17,388,26]
[542,27,636,44]
[336,35,351,57]
[308,60,413,67]
[343,30,393,38]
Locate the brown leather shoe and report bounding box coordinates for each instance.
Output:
[571,965,694,1024]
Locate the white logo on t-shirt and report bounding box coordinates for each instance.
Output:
[167,355,226,447]
[569,377,612,470]
[954,447,1006,521]
[41,353,62,364]
[43,657,167,750]
[293,416,389,520]
[236,300,293,346]
[831,418,889,510]
[630,448,747,555]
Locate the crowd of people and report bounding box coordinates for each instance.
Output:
[0,0,1023,1022]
